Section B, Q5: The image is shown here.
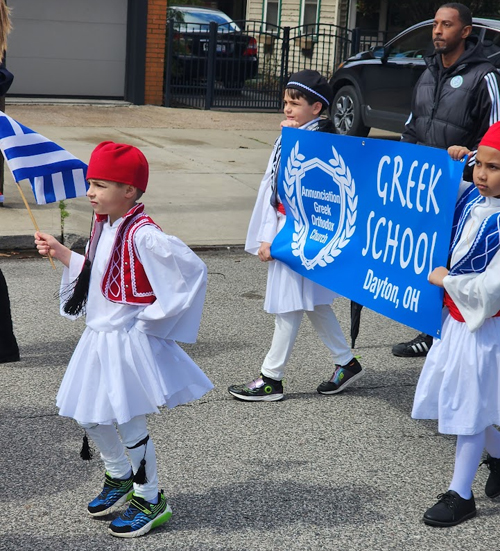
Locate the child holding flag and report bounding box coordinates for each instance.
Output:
[228,70,362,402]
[35,142,213,538]
[412,122,500,527]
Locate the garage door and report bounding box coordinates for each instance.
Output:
[7,0,127,97]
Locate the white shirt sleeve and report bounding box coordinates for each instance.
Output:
[59,251,86,319]
[245,146,279,255]
[132,226,207,342]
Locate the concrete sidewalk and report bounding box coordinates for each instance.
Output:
[0,104,399,250]
[0,104,284,249]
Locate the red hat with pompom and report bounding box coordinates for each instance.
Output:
[86,141,149,192]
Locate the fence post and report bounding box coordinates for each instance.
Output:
[164,18,175,107]
[279,26,290,106]
[205,21,218,110]
[351,27,361,56]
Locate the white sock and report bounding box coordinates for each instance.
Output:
[117,416,159,503]
[449,431,485,499]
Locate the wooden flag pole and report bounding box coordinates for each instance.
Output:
[15,182,56,270]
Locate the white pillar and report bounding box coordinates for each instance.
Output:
[347,0,357,30]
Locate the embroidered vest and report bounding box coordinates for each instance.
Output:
[449,184,500,276]
[87,203,160,305]
[446,185,500,321]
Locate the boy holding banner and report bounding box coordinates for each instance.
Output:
[412,123,500,527]
[228,70,362,402]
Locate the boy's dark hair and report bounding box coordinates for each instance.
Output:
[438,3,472,27]
[285,87,327,115]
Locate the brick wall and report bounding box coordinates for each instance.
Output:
[145,0,167,105]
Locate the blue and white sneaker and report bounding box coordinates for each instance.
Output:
[87,471,134,517]
[108,491,172,538]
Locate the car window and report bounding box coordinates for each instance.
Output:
[387,25,432,59]
[167,8,240,32]
[482,27,500,67]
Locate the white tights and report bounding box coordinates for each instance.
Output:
[449,425,500,499]
[80,415,159,503]
[261,304,353,381]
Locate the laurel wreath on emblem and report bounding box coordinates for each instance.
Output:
[283,141,357,269]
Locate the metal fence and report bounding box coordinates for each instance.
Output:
[164,19,353,111]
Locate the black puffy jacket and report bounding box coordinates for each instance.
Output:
[401,36,500,151]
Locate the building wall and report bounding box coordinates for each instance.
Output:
[246,0,341,27]
[145,0,167,105]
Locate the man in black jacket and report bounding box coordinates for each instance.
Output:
[393,2,500,358]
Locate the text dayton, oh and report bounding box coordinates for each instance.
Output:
[271,128,464,338]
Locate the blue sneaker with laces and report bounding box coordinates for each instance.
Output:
[88,471,134,517]
[108,491,172,538]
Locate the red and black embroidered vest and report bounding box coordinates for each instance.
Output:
[87,203,160,305]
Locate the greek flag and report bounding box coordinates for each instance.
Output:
[0,111,88,204]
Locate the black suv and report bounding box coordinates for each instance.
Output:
[329,17,500,137]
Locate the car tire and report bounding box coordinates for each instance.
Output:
[330,85,370,137]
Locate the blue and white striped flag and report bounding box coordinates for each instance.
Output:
[0,111,88,204]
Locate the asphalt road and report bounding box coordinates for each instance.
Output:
[1,249,500,551]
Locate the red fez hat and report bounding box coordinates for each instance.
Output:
[86,141,149,192]
[479,122,500,152]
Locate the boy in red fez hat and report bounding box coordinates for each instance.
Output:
[411,122,500,527]
[228,70,362,402]
[35,141,213,538]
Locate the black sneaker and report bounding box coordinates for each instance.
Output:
[392,333,433,357]
[317,358,364,395]
[481,454,500,498]
[423,490,476,527]
[228,375,284,402]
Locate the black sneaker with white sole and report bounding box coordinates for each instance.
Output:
[228,374,284,401]
[317,358,364,395]
[392,332,433,357]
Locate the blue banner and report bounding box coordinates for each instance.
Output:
[271,128,465,338]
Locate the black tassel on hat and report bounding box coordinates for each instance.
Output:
[128,434,150,485]
[63,258,92,316]
[80,431,93,461]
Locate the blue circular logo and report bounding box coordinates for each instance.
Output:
[450,76,463,89]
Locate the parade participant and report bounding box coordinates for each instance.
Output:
[394,2,500,358]
[35,141,213,538]
[0,267,19,363]
[0,0,18,364]
[412,122,500,527]
[228,70,362,402]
